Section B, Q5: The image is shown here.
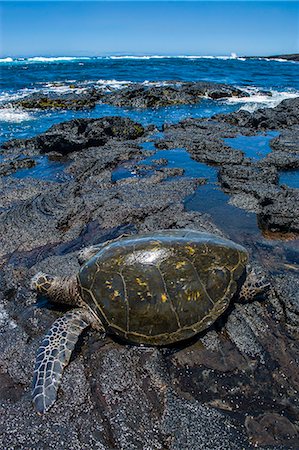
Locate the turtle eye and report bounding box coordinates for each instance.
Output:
[40,282,52,293]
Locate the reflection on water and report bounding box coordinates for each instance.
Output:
[141,148,216,178]
[11,155,70,183]
[224,131,279,160]
[185,185,260,244]
[279,170,299,189]
[111,147,215,183]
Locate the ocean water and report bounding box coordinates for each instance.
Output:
[0,56,299,143]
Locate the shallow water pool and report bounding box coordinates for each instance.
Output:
[224,131,279,160]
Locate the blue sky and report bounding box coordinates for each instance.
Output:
[1,1,298,57]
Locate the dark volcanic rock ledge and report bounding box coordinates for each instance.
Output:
[9,88,105,111]
[215,97,299,130]
[0,109,299,449]
[1,116,145,154]
[103,81,248,108]
[249,54,299,62]
[6,81,248,111]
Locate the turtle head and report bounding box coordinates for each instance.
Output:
[31,272,55,295]
[31,272,82,306]
[239,267,270,302]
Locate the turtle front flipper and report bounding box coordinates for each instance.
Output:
[32,309,95,414]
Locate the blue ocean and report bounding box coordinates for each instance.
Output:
[1,55,299,144]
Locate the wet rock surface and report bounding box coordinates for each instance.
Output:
[249,54,299,62]
[0,98,298,449]
[8,89,103,110]
[2,116,146,155]
[8,81,248,111]
[103,81,247,108]
[215,97,299,130]
[265,127,299,169]
[0,157,36,176]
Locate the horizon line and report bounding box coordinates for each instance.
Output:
[1,52,298,59]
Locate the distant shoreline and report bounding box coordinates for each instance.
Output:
[245,53,299,62]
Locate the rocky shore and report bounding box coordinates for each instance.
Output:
[0,91,298,449]
[6,81,249,111]
[245,54,299,62]
[159,97,299,235]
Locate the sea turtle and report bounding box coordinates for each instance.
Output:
[31,229,269,414]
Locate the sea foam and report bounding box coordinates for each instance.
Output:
[27,56,91,63]
[0,107,34,123]
[0,56,92,64]
[0,57,14,63]
[1,55,295,65]
[225,87,299,111]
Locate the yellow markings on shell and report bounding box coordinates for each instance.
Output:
[175,261,187,269]
[105,280,113,288]
[136,277,148,288]
[150,245,162,253]
[186,290,201,301]
[151,240,161,246]
[114,256,124,266]
[111,290,120,300]
[161,293,168,303]
[185,245,196,255]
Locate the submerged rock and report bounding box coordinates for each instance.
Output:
[0,157,36,176]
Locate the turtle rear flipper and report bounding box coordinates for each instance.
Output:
[239,268,270,302]
[32,309,93,414]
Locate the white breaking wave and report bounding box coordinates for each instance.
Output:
[256,57,298,64]
[41,82,88,94]
[108,54,248,61]
[73,78,174,92]
[224,87,299,111]
[142,80,174,87]
[27,56,91,63]
[0,56,92,64]
[1,55,295,64]
[95,79,172,90]
[0,57,14,63]
[95,79,133,90]
[0,88,40,104]
[0,107,34,123]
